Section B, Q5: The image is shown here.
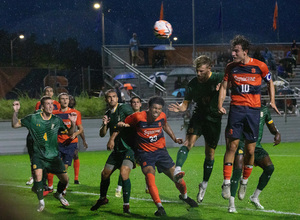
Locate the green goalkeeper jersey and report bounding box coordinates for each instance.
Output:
[185,72,224,122]
[105,103,134,152]
[21,112,68,159]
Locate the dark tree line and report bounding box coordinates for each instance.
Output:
[0,30,102,69]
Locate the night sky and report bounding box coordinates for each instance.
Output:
[1,0,299,51]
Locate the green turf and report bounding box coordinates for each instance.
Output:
[0,143,300,219]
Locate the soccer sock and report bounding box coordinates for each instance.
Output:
[57,181,67,194]
[176,146,189,167]
[223,163,233,181]
[122,178,131,204]
[34,181,44,200]
[252,189,262,199]
[47,173,54,188]
[146,173,161,204]
[229,196,235,207]
[242,165,253,180]
[257,165,274,191]
[100,177,110,198]
[175,179,187,199]
[203,159,214,182]
[230,168,242,197]
[73,159,80,181]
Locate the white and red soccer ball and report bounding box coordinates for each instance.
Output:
[154,20,173,39]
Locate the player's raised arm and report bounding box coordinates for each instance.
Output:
[168,100,189,113]
[99,115,110,137]
[12,101,22,128]
[67,112,77,136]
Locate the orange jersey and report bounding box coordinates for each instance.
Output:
[35,100,61,111]
[224,58,271,108]
[53,108,82,144]
[125,111,166,152]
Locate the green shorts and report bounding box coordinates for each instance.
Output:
[106,149,135,169]
[187,114,221,148]
[32,155,66,174]
[254,146,269,163]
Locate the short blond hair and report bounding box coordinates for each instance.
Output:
[193,55,212,69]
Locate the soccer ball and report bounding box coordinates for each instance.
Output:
[154,20,173,39]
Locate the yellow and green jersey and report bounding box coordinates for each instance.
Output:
[21,112,68,159]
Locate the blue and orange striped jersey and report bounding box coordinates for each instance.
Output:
[224,58,271,108]
[52,108,82,145]
[125,111,166,152]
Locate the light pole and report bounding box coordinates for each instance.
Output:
[11,34,25,66]
[94,2,105,85]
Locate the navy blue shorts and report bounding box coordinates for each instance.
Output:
[59,143,77,166]
[136,148,175,173]
[225,105,260,142]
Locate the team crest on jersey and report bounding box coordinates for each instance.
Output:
[251,68,256,73]
[33,164,37,169]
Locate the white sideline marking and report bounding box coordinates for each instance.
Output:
[0,183,299,216]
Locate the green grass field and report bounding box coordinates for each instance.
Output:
[0,143,300,220]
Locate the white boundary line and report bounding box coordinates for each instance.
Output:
[0,183,299,216]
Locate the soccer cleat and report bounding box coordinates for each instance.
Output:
[197,182,207,203]
[249,195,264,210]
[90,197,109,211]
[74,180,80,184]
[37,202,45,212]
[54,192,69,206]
[43,188,53,197]
[26,177,34,185]
[154,206,166,216]
[238,182,247,200]
[179,195,198,207]
[174,171,185,182]
[115,189,122,198]
[221,183,231,199]
[228,206,238,213]
[123,204,130,214]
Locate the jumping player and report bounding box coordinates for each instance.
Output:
[228,104,281,213]
[218,35,280,200]
[168,55,223,202]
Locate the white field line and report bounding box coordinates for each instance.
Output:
[213,154,300,157]
[0,183,299,216]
